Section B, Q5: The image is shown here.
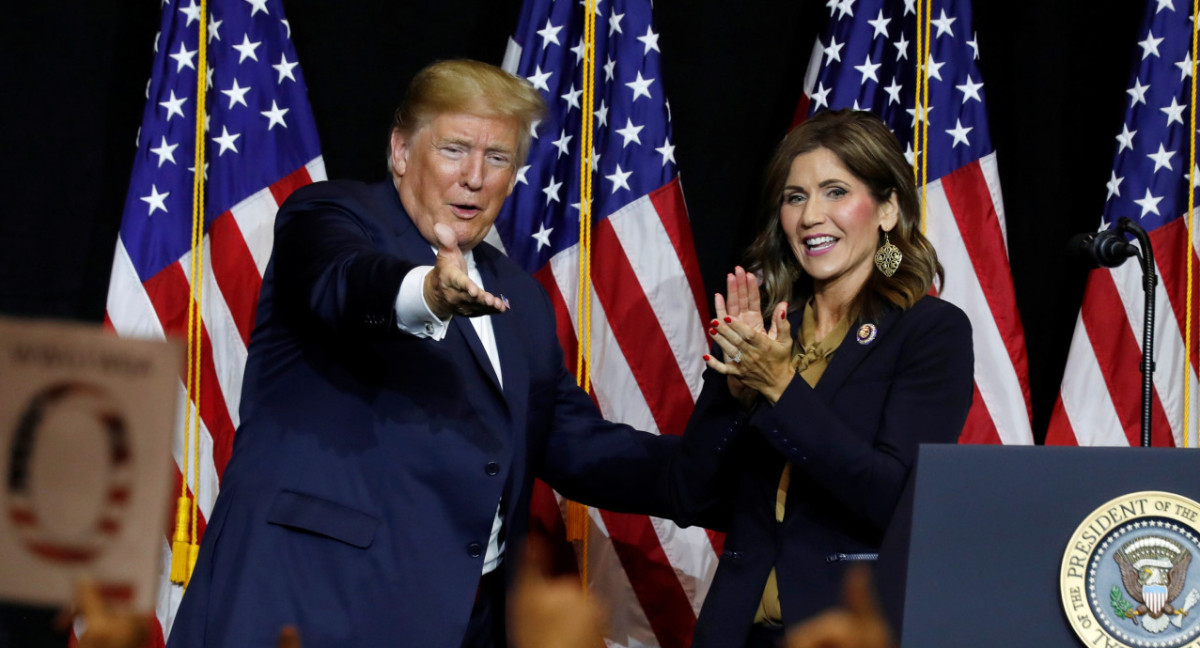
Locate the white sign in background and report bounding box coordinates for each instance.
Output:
[0,317,181,611]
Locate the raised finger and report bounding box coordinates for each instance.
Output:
[517,534,554,587]
[732,267,749,314]
[74,578,102,620]
[842,564,882,618]
[277,626,303,648]
[714,293,729,321]
[745,270,762,317]
[785,610,858,648]
[725,271,742,318]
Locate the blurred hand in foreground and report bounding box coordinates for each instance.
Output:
[509,536,607,648]
[786,565,895,648]
[70,579,148,648]
[277,625,302,648]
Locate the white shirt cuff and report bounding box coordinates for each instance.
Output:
[395,266,450,340]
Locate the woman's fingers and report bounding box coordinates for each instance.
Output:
[703,320,744,376]
[745,270,762,316]
[702,350,741,375]
[714,293,728,321]
[726,270,743,317]
[734,266,750,314]
[707,299,790,379]
[708,325,741,359]
[768,302,790,343]
[721,313,766,349]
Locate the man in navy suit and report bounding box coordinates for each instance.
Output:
[167,59,721,648]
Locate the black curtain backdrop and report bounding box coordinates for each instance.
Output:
[0,1,1149,443]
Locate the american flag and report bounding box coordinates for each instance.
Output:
[800,0,1034,445]
[103,0,323,642]
[495,0,717,646]
[1046,0,1200,447]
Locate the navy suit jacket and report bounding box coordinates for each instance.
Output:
[167,180,707,648]
[674,296,974,648]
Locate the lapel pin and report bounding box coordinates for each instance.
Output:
[856,323,877,345]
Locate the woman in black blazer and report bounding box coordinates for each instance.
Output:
[672,109,974,648]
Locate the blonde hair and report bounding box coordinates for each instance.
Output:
[746,109,943,322]
[389,59,546,168]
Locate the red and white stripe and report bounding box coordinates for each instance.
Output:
[921,154,1034,445]
[492,178,719,648]
[1047,215,1200,447]
[104,157,325,646]
[799,49,1033,447]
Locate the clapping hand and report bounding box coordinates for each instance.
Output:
[711,267,763,407]
[705,267,795,405]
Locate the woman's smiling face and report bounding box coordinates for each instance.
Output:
[779,146,898,296]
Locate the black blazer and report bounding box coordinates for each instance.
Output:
[168,180,720,648]
[673,296,974,648]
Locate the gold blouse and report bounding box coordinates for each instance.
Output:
[754,301,850,626]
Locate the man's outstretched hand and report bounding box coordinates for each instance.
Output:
[423,223,509,319]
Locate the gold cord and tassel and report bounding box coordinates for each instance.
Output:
[170,0,210,586]
[913,0,932,237]
[169,495,192,583]
[564,0,599,586]
[1184,0,1198,446]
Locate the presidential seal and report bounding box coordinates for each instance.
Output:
[1061,491,1200,648]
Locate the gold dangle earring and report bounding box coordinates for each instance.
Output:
[874,231,902,277]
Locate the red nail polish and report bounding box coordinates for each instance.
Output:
[780,311,786,319]
[710,319,719,327]
[722,317,731,323]
[708,328,717,336]
[702,354,711,362]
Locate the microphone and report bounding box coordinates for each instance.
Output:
[1068,229,1139,268]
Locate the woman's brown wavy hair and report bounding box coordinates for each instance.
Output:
[745,109,943,323]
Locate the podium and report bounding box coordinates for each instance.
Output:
[889,445,1200,647]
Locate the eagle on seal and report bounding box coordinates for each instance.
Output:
[1115,549,1191,621]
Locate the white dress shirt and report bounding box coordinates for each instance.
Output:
[394,251,505,574]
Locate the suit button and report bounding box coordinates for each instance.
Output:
[485,462,500,476]
[467,542,484,558]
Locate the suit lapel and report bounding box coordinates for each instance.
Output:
[476,248,527,416]
[451,317,503,393]
[814,305,901,398]
[475,248,531,518]
[379,181,507,394]
[491,305,527,423]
